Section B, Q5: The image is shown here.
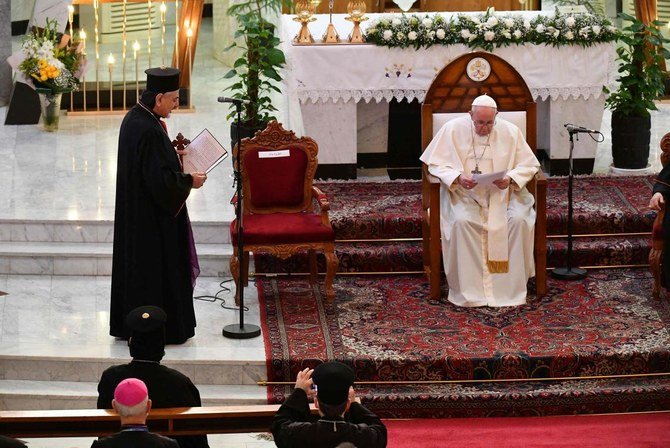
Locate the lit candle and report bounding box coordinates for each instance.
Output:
[133,41,140,104]
[80,29,87,111]
[147,0,153,67]
[94,0,100,111]
[186,27,192,109]
[160,2,167,66]
[67,5,74,39]
[108,53,115,112]
[175,0,179,70]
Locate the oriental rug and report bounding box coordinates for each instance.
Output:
[254,176,658,274]
[259,269,670,417]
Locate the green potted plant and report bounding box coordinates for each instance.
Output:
[605,13,670,169]
[224,0,290,141]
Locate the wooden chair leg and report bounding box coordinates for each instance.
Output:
[324,249,338,301]
[230,247,240,306]
[308,249,318,285]
[535,254,547,296]
[650,248,663,300]
[429,221,442,300]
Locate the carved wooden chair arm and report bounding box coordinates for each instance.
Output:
[312,186,331,227]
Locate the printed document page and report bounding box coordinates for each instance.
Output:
[182,129,228,174]
[472,170,507,186]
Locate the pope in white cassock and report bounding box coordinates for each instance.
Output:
[419,95,540,307]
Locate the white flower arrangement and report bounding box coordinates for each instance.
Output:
[365,8,619,51]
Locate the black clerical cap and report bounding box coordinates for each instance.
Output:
[145,67,180,93]
[125,306,167,361]
[312,361,355,406]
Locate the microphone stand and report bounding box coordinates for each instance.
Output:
[551,129,587,280]
[223,100,261,339]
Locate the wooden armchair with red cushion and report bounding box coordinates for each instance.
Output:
[229,121,338,303]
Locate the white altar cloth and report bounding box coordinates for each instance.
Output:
[279,12,617,168]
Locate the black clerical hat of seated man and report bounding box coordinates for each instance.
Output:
[312,361,355,406]
[145,67,180,94]
[125,305,167,362]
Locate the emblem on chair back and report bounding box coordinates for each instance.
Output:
[235,121,319,215]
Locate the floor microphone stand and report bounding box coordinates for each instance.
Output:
[223,100,261,339]
[551,129,587,280]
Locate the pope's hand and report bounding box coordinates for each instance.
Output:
[650,192,665,211]
[458,174,478,190]
[191,172,207,189]
[493,176,511,190]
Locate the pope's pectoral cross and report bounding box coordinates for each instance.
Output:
[172,133,190,151]
[471,166,481,175]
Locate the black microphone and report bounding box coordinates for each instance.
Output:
[564,123,599,134]
[218,96,252,105]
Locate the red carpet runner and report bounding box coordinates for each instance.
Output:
[384,412,670,447]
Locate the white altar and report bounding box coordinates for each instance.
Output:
[280,12,617,175]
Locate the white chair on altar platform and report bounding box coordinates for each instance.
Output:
[421,51,548,300]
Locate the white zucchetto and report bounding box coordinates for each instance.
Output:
[471,94,498,109]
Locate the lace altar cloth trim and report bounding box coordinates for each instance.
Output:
[296,87,606,104]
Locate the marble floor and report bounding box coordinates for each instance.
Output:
[3,15,670,448]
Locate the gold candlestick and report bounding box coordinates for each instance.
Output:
[122,0,127,109]
[186,27,192,109]
[323,0,340,43]
[68,5,75,111]
[80,29,87,111]
[148,0,153,67]
[160,2,166,66]
[345,0,367,43]
[108,53,115,112]
[133,41,140,104]
[293,0,316,44]
[175,0,179,70]
[94,0,100,111]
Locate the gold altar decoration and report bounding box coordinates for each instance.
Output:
[323,0,340,43]
[344,0,367,43]
[293,0,317,44]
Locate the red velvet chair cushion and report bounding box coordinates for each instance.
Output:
[244,147,308,209]
[230,213,334,245]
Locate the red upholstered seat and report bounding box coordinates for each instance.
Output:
[228,121,338,303]
[230,213,335,245]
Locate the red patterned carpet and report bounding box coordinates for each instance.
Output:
[259,269,670,417]
[255,176,658,274]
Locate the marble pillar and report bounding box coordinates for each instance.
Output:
[212,0,241,66]
[0,0,11,106]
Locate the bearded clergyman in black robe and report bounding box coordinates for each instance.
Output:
[110,67,207,344]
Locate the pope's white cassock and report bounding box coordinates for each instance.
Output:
[420,115,540,307]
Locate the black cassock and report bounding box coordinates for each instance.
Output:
[654,165,670,286]
[91,431,179,448]
[271,389,387,448]
[97,361,209,448]
[110,103,199,344]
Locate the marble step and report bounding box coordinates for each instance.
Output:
[0,380,267,411]
[0,345,266,386]
[0,241,233,277]
[0,220,231,244]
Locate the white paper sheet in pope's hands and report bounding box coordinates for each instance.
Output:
[182,129,228,174]
[472,170,507,187]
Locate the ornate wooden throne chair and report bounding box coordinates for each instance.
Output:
[229,121,338,303]
[421,51,548,300]
[650,133,670,300]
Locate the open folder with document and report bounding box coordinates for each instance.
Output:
[182,129,228,174]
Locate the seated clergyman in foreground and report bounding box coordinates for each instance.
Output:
[420,94,540,307]
[92,378,178,447]
[271,361,387,448]
[650,168,670,285]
